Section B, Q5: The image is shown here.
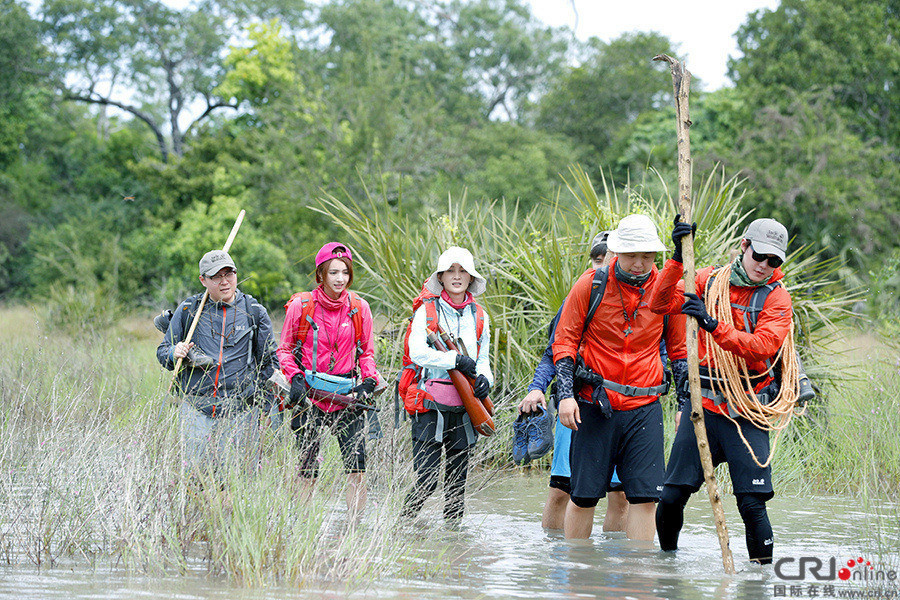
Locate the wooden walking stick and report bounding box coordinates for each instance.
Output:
[167,209,246,394]
[653,54,735,574]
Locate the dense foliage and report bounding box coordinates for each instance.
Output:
[0,0,896,323]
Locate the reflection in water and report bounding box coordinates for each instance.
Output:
[1,471,896,599]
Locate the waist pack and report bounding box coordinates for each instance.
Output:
[690,366,778,416]
[423,378,465,409]
[573,360,612,418]
[574,358,670,419]
[304,370,355,395]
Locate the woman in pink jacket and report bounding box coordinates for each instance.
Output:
[277,242,379,512]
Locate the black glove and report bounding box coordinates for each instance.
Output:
[682,292,718,333]
[472,374,490,400]
[454,354,478,379]
[290,375,307,407]
[671,214,697,263]
[352,377,377,400]
[555,356,575,400]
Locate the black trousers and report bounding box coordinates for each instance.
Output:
[402,437,471,522]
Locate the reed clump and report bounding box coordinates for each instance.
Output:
[0,309,468,586]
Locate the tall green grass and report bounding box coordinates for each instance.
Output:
[0,308,468,584]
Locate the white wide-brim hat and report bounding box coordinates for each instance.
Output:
[424,246,487,297]
[606,214,667,253]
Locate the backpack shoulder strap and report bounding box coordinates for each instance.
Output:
[347,292,364,336]
[244,294,260,333]
[745,281,782,332]
[291,291,317,345]
[423,296,440,333]
[582,266,609,336]
[178,293,204,335]
[474,302,485,343]
[242,293,263,367]
[347,292,366,362]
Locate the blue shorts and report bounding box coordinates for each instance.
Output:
[550,415,571,478]
[550,414,621,492]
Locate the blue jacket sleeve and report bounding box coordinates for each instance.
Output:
[527,306,564,393]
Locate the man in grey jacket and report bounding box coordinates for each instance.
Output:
[157,250,276,474]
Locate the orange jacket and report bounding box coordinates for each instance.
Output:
[647,259,793,415]
[552,259,687,411]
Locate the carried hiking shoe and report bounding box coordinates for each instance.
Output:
[512,413,530,465]
[187,347,215,367]
[526,406,554,460]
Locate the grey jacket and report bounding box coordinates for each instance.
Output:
[157,290,276,411]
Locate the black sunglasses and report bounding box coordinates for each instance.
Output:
[749,244,783,268]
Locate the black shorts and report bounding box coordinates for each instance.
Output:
[664,408,774,499]
[569,400,665,508]
[549,475,571,495]
[291,405,366,477]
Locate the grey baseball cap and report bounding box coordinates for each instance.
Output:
[590,231,610,257]
[199,250,236,277]
[743,218,788,261]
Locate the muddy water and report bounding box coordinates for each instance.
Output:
[1,472,896,599]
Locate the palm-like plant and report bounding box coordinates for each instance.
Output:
[314,164,858,458]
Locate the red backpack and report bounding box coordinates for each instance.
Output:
[398,283,484,416]
[284,291,366,368]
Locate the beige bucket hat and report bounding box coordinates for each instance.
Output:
[606,214,667,253]
[424,246,487,297]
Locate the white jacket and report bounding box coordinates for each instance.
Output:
[408,297,493,385]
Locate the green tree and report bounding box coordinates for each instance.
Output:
[0,0,53,166]
[723,91,900,265]
[730,0,900,147]
[536,32,682,177]
[446,0,568,120]
[453,122,579,207]
[40,0,309,163]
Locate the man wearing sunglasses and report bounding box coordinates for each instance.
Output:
[157,250,276,476]
[647,217,792,565]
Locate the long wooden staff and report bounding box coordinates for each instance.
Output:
[167,209,246,394]
[653,54,735,574]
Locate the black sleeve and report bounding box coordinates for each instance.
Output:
[555,356,575,400]
[671,358,689,412]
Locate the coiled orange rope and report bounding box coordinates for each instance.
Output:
[702,264,806,467]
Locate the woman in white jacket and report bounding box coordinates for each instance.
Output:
[401,246,493,524]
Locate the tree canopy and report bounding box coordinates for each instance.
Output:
[0,0,895,321]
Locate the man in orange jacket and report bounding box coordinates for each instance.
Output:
[648,217,792,564]
[553,215,686,541]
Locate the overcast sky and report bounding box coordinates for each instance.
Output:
[526,0,781,91]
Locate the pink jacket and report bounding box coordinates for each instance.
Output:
[277,287,377,412]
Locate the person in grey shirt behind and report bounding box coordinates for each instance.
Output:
[157,249,276,475]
